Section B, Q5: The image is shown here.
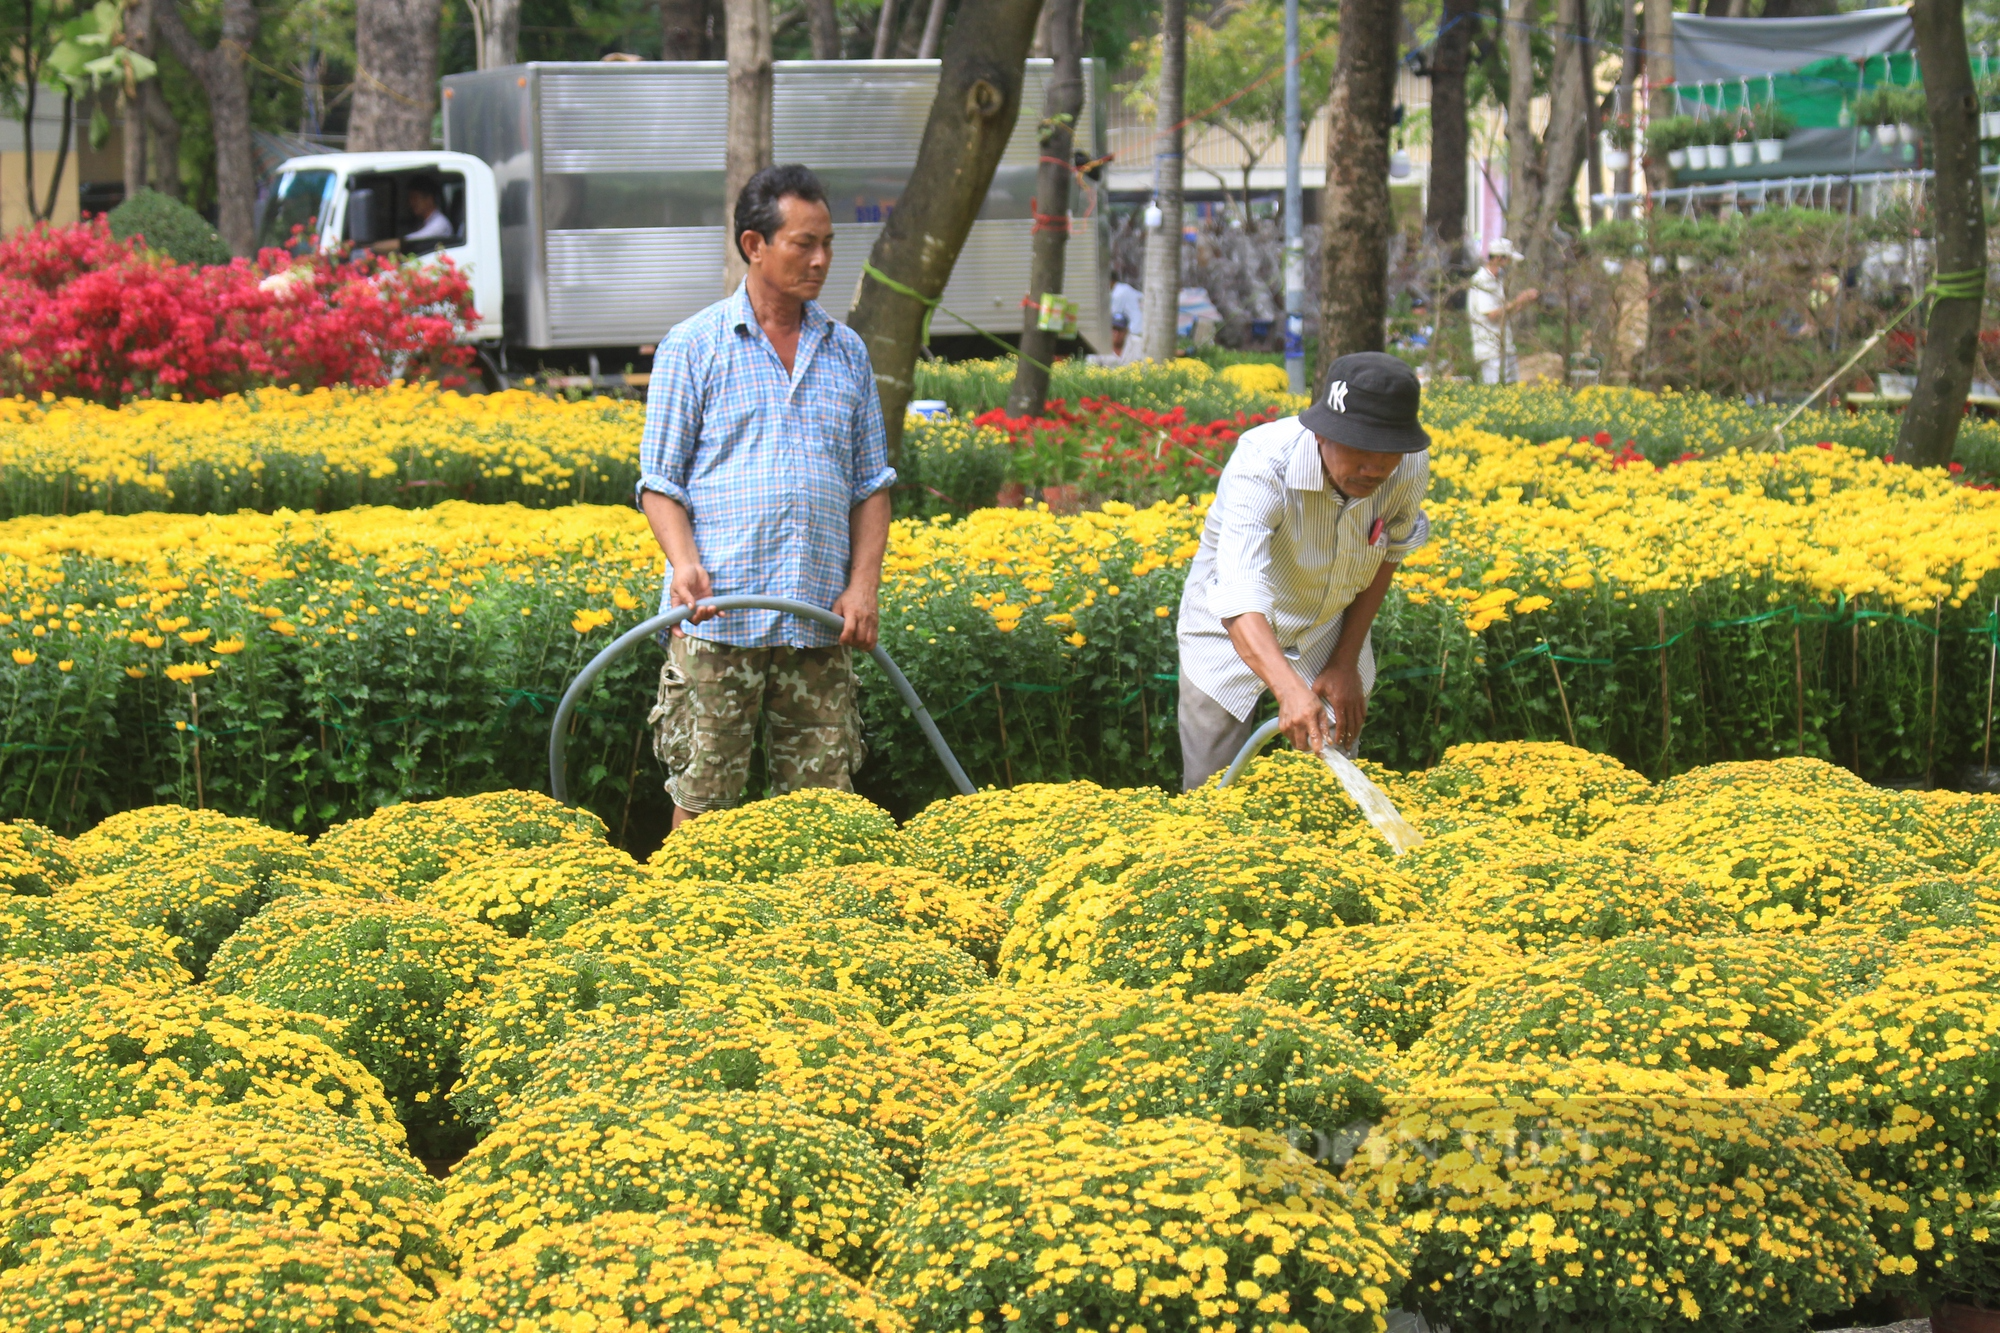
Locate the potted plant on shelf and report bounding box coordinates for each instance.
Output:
[1648,116,1694,171]
[1701,119,1730,170]
[1729,113,1756,168]
[1752,102,1795,163]
[1980,69,2000,141]
[1851,87,1889,146]
[1603,114,1634,171]
[1885,84,1927,146]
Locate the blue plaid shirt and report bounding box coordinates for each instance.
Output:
[637,283,895,648]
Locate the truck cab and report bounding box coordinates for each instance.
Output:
[258,150,504,345]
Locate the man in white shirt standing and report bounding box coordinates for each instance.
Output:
[1109,277,1143,337]
[1465,238,1538,385]
[1175,351,1431,789]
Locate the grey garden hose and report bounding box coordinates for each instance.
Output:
[547,595,976,804]
[1216,716,1287,789]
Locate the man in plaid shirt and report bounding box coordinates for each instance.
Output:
[637,164,896,828]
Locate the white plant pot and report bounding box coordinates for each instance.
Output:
[1983,111,2000,141]
[1604,146,1631,171]
[1729,141,1755,167]
[1894,123,1918,145]
[1666,148,1688,170]
[1876,123,1901,145]
[1705,144,1729,169]
[1755,138,1784,164]
[1675,255,1699,273]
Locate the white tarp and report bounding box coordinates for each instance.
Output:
[1671,6,1913,85]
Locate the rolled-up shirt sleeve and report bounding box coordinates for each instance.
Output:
[848,358,896,506]
[1384,454,1431,561]
[636,330,700,511]
[1206,464,1286,622]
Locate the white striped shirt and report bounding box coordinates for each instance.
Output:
[1177,417,1431,720]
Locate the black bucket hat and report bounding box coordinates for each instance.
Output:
[1297,352,1430,454]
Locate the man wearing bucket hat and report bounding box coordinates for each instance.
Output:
[1175,351,1430,789]
[1467,238,1539,386]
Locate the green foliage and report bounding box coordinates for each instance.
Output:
[207,894,512,1159]
[0,984,400,1177]
[936,989,1405,1148]
[912,356,1276,421]
[106,189,232,267]
[441,1085,903,1279]
[710,915,987,1023]
[645,789,907,882]
[897,416,1012,518]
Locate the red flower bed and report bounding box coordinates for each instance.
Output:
[973,396,1282,503]
[0,220,473,405]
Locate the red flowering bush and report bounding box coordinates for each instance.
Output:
[0,219,472,404]
[973,396,1280,503]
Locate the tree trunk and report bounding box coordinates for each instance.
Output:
[1424,0,1476,257]
[1524,0,1588,272]
[482,0,522,67]
[807,0,842,57]
[1642,0,1674,194]
[123,0,156,204]
[1613,0,1636,215]
[1005,0,1081,416]
[349,0,441,152]
[1896,0,1985,468]
[1503,0,1535,238]
[872,0,899,58]
[155,0,257,254]
[142,81,183,198]
[36,93,74,223]
[847,0,1047,459]
[1579,0,1600,224]
[1140,0,1184,364]
[1318,0,1397,367]
[917,0,949,59]
[723,0,774,290]
[662,0,719,58]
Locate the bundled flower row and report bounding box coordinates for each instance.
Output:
[3,422,1998,829]
[0,386,1017,520]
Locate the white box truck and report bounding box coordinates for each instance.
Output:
[258,58,1110,381]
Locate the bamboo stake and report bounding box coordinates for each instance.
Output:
[993,683,1014,788]
[1984,596,1998,779]
[616,727,645,850]
[1547,647,1577,749]
[1657,606,1670,770]
[1927,601,1942,788]
[1793,621,1805,757]
[1851,618,1861,774]
[191,688,203,811]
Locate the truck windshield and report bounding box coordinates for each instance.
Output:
[258,170,337,254]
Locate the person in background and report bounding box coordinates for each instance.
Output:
[1110,274,1143,333]
[636,163,894,829]
[1466,238,1538,385]
[1175,352,1431,790]
[372,176,454,254]
[1087,312,1145,367]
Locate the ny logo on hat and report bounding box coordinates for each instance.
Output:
[1326,380,1348,413]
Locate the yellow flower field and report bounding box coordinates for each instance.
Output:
[0,747,1994,1329]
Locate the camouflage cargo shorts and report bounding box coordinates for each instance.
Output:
[648,633,866,813]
